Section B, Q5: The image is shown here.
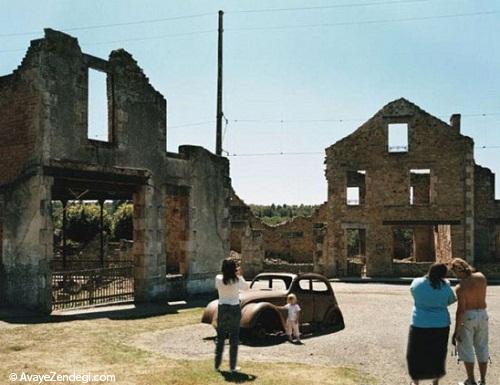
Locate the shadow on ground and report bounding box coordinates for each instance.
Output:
[0,297,212,325]
[219,371,257,383]
[203,325,343,347]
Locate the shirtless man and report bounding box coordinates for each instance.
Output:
[450,258,489,385]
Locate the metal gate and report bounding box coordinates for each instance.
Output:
[52,265,134,311]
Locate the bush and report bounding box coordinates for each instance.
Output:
[64,203,112,243]
[113,203,133,240]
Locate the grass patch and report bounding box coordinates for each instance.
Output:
[0,307,374,385]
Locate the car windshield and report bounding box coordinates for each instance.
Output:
[250,276,292,291]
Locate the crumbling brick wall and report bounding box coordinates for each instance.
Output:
[0,29,231,311]
[0,44,41,186]
[165,185,189,275]
[229,190,327,267]
[474,165,500,261]
[262,204,327,263]
[325,98,474,277]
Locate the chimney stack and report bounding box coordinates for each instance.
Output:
[450,114,461,132]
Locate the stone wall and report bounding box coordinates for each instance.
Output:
[262,204,327,263]
[478,262,500,280]
[474,165,500,262]
[165,185,189,275]
[0,42,41,187]
[229,190,327,274]
[325,99,474,277]
[392,261,433,277]
[0,29,230,312]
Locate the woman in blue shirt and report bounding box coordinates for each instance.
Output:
[407,263,457,385]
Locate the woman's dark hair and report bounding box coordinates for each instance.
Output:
[221,258,238,285]
[427,263,448,289]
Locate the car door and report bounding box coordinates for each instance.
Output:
[290,277,314,324]
[312,278,333,323]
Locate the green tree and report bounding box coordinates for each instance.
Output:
[65,203,112,243]
[113,203,134,240]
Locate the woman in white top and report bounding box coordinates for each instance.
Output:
[214,258,249,373]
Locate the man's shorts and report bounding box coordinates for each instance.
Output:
[457,309,489,363]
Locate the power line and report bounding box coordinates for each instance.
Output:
[0,30,216,54]
[0,12,214,38]
[227,151,323,157]
[226,146,500,157]
[85,29,216,46]
[2,9,499,54]
[226,10,500,32]
[0,0,433,39]
[168,112,500,129]
[169,120,215,129]
[231,0,430,14]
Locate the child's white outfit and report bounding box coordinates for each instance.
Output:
[284,303,301,341]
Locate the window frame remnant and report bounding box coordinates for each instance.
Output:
[409,169,431,205]
[388,123,409,153]
[87,67,112,143]
[346,170,366,206]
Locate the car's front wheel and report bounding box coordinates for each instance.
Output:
[250,308,283,340]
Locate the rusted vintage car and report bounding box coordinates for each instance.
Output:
[201,272,345,338]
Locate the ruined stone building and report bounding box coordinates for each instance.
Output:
[0,29,231,312]
[230,191,328,277]
[321,98,500,277]
[231,99,500,278]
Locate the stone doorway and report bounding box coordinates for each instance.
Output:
[48,165,149,311]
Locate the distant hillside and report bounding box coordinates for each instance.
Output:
[249,204,320,226]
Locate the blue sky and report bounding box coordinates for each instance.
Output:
[1,0,499,204]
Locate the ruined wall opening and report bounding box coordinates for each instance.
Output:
[410,169,431,205]
[393,225,438,262]
[51,199,134,271]
[346,228,366,258]
[388,123,408,152]
[165,185,190,275]
[346,170,366,206]
[49,170,145,311]
[87,68,111,142]
[393,227,414,261]
[346,228,366,276]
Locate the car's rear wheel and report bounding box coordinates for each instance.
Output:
[322,307,345,332]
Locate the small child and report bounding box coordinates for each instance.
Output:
[284,293,301,342]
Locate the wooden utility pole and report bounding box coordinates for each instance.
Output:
[216,10,224,156]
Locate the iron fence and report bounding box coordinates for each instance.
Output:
[52,265,134,311]
[52,259,134,271]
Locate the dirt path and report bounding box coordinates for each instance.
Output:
[133,283,500,385]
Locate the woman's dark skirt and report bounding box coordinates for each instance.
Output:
[406,325,450,380]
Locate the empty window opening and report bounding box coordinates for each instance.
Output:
[393,226,437,262]
[346,170,366,205]
[393,227,415,261]
[346,188,360,205]
[410,169,431,205]
[88,68,110,142]
[346,228,366,277]
[346,229,366,258]
[388,123,408,152]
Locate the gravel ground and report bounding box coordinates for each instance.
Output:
[133,283,500,385]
